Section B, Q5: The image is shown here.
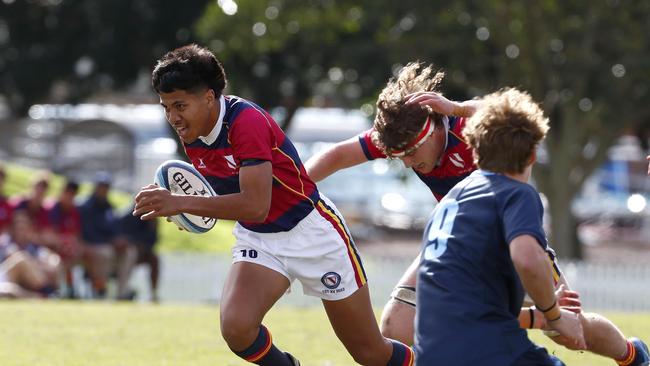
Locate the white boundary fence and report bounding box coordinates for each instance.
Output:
[120,254,650,312]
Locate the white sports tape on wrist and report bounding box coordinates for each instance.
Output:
[390,286,416,307]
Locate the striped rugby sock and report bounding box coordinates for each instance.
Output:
[617,340,636,366]
[233,325,294,365]
[387,339,415,366]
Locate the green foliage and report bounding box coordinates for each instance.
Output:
[0,301,648,365]
[5,2,650,257]
[157,217,235,254]
[1,161,234,253]
[195,1,650,258]
[0,0,211,114]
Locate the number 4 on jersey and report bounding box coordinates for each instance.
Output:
[424,199,459,260]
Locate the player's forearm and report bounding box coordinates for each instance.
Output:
[510,236,557,318]
[451,99,482,117]
[176,192,270,222]
[305,139,367,182]
[518,307,545,329]
[305,151,339,182]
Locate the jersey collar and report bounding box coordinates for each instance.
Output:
[198,95,226,145]
[434,116,450,167]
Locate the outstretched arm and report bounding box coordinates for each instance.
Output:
[510,235,586,350]
[518,284,581,329]
[405,91,482,118]
[305,137,369,182]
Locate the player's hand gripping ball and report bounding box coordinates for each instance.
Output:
[154,160,217,233]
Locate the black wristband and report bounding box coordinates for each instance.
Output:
[536,300,557,313]
[528,308,535,329]
[546,312,562,322]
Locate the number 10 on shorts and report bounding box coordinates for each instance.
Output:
[240,249,258,258]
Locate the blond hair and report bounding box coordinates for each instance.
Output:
[463,88,549,174]
[373,62,445,154]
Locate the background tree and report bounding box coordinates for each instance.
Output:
[196,0,649,258]
[0,0,210,115]
[2,0,648,258]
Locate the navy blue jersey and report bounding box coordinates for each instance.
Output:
[415,170,548,366]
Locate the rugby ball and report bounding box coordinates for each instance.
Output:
[153,160,217,233]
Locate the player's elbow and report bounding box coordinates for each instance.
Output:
[244,202,270,222]
[248,208,269,223]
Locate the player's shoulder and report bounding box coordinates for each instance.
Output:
[490,176,541,208]
[224,95,275,128]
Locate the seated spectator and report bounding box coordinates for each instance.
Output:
[0,164,12,235]
[47,180,82,298]
[10,172,59,251]
[79,172,137,300]
[0,211,60,298]
[120,207,160,302]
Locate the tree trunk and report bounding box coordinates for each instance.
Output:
[547,185,582,259]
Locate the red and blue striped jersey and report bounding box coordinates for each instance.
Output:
[0,196,11,234]
[184,95,320,233]
[46,200,81,238]
[358,116,476,201]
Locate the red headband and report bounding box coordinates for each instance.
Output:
[387,116,435,157]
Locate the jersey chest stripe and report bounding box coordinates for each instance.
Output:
[448,129,466,143]
[272,146,306,196]
[272,175,315,207]
[316,201,367,288]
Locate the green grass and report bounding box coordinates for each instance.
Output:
[1,161,235,254]
[0,301,648,366]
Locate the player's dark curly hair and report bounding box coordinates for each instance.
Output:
[373,62,445,154]
[152,44,227,97]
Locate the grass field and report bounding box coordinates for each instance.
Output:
[1,301,649,365]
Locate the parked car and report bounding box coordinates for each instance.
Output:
[0,103,179,192]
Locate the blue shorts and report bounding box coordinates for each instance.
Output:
[513,345,565,366]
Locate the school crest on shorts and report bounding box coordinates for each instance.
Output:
[321,272,341,289]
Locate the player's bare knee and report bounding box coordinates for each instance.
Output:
[219,311,260,348]
[380,318,399,340]
[379,309,394,334]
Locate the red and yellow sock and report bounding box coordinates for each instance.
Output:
[617,340,636,366]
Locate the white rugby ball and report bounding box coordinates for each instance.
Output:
[153,160,217,233]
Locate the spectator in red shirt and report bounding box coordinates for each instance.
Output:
[10,172,59,252]
[0,164,12,235]
[47,180,82,298]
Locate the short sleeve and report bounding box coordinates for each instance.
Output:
[358,128,386,160]
[502,185,547,248]
[229,108,274,163]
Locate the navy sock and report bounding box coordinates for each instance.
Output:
[386,339,414,366]
[232,325,295,365]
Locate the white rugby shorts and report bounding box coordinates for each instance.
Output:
[232,195,367,301]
